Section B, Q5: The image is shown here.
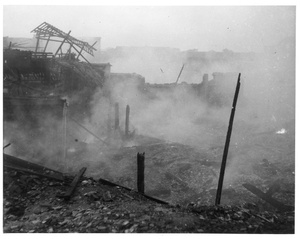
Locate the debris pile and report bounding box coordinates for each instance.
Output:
[3,166,294,233]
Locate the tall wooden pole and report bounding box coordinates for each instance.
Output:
[215,73,241,205]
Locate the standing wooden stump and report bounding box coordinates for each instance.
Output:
[137,152,145,194]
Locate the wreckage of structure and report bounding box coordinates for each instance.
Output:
[4,22,294,227]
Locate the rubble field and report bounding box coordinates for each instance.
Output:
[3,167,294,233]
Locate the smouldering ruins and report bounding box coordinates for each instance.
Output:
[3,21,295,233]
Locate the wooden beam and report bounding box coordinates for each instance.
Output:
[3,154,64,181]
[76,45,85,60]
[54,30,71,58]
[243,183,293,212]
[98,177,169,205]
[43,35,51,53]
[39,37,64,43]
[68,41,90,63]
[61,167,87,200]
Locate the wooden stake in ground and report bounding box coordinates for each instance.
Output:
[137,152,145,194]
[215,73,241,205]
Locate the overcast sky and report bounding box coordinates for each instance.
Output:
[3,5,295,52]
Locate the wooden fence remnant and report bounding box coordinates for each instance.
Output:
[215,73,241,205]
[137,152,145,194]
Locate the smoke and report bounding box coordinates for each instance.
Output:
[88,39,295,195]
[3,110,65,170]
[3,36,294,206]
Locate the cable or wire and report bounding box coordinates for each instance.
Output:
[69,116,109,146]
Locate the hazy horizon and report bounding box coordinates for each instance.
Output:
[3,5,295,52]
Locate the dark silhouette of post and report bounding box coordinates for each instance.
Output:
[125,105,130,138]
[215,73,241,205]
[137,152,145,194]
[114,103,119,131]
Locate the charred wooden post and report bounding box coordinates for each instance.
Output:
[215,73,241,205]
[114,102,120,131]
[125,105,130,138]
[137,152,145,194]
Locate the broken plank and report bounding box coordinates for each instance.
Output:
[242,183,293,212]
[62,167,87,200]
[3,154,64,181]
[4,165,64,181]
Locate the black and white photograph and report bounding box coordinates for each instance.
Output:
[2,1,296,234]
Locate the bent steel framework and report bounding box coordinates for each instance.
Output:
[31,22,97,61]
